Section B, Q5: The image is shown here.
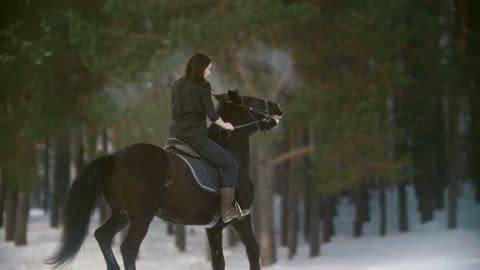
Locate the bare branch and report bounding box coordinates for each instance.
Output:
[270,146,315,166]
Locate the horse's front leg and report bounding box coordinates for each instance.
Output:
[206,225,226,270]
[232,215,260,270]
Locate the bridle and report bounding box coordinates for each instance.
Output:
[225,97,273,132]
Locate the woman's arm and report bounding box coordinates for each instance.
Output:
[199,82,220,122]
[199,82,234,130]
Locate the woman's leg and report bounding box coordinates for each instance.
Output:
[191,138,241,223]
[192,139,239,188]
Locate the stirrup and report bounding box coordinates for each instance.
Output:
[235,201,251,220]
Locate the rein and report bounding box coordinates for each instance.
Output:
[224,99,272,131]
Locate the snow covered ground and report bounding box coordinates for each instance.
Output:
[1,182,479,270]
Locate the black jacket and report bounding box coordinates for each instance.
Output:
[168,77,220,147]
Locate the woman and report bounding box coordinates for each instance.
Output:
[169,53,242,223]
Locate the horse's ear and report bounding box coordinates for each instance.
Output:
[228,89,242,104]
[214,93,228,103]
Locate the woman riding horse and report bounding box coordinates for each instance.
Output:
[45,54,283,270]
[169,53,242,223]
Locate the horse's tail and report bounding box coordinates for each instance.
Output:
[45,154,114,269]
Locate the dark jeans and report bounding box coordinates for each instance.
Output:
[188,138,238,188]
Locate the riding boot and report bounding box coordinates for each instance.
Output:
[220,187,242,223]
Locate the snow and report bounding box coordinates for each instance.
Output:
[1,182,479,270]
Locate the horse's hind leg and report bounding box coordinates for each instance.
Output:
[232,215,260,270]
[94,209,129,270]
[120,214,154,270]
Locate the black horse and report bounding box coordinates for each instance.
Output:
[46,89,283,270]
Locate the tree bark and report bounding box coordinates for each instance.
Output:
[287,126,300,259]
[397,182,409,232]
[14,191,29,246]
[5,189,17,241]
[256,149,276,266]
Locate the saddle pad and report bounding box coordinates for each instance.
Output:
[166,149,221,194]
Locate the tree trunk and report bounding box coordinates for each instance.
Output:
[361,185,370,223]
[43,139,51,212]
[175,225,186,252]
[472,91,480,202]
[251,146,261,237]
[51,133,71,228]
[308,191,320,257]
[0,169,4,227]
[14,191,29,246]
[470,2,480,202]
[413,147,434,223]
[256,148,276,266]
[397,182,409,232]
[433,155,447,210]
[99,128,110,224]
[433,96,447,210]
[287,126,300,259]
[322,198,333,243]
[304,179,311,240]
[353,189,363,237]
[86,126,98,161]
[379,184,387,236]
[280,161,288,246]
[74,128,85,173]
[472,90,480,202]
[329,197,337,235]
[5,189,17,241]
[477,170,480,202]
[447,96,461,229]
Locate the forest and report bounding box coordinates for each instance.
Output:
[1,0,479,267]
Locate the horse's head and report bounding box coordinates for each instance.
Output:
[214,89,283,134]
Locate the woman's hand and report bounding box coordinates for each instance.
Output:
[214,117,234,130]
[222,122,234,130]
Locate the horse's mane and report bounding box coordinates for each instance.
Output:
[207,100,231,146]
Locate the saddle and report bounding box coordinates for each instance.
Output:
[163,138,222,194]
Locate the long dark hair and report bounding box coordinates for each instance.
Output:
[185,53,211,84]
